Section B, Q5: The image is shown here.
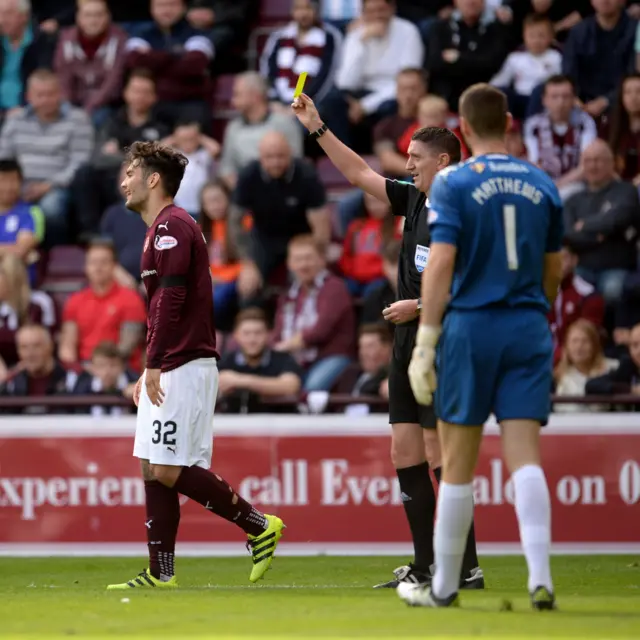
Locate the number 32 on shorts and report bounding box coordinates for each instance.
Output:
[151,420,177,446]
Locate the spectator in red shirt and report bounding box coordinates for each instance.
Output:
[548,242,605,365]
[273,234,355,391]
[58,239,146,370]
[0,254,56,380]
[0,324,73,415]
[339,191,400,296]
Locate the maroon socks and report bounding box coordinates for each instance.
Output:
[144,480,180,580]
[174,465,268,537]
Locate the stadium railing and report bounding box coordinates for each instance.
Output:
[0,394,637,411]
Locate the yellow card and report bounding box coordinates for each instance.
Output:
[293,72,308,99]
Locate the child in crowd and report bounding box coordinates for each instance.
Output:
[490,13,562,119]
[339,191,400,297]
[164,122,220,217]
[198,181,251,329]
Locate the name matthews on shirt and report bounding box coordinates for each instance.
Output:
[470,161,543,207]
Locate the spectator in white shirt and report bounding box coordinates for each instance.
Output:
[319,0,424,147]
[491,13,562,119]
[163,121,220,218]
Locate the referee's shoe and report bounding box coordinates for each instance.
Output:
[373,564,485,590]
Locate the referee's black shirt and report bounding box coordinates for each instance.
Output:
[385,179,431,326]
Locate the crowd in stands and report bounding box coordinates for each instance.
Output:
[0,0,638,415]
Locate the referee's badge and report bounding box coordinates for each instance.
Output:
[414,244,430,273]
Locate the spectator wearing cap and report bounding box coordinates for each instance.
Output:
[0,0,56,117]
[218,308,303,413]
[321,0,424,147]
[230,132,329,302]
[54,0,128,127]
[0,159,42,286]
[124,0,213,131]
[260,0,342,109]
[218,72,304,189]
[0,323,72,414]
[58,239,146,371]
[0,69,94,246]
[272,234,355,392]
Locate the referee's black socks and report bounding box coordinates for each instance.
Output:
[433,467,480,575]
[396,462,436,573]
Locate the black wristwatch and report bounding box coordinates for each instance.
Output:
[310,123,328,139]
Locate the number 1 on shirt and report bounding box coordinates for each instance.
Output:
[503,204,519,271]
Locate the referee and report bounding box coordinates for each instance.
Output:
[292,93,483,590]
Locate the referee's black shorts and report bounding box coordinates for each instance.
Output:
[388,323,437,429]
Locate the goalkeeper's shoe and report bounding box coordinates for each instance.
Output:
[460,566,485,590]
[247,514,286,583]
[373,563,432,589]
[531,586,556,611]
[397,583,460,608]
[106,568,178,590]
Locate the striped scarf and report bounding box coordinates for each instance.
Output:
[272,23,328,104]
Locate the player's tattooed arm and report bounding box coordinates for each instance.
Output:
[118,322,144,358]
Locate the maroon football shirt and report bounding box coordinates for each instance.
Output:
[140,205,218,372]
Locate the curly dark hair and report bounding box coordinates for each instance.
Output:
[125,141,189,198]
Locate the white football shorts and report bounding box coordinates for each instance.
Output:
[133,358,218,468]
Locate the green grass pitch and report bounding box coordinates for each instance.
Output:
[0,556,639,639]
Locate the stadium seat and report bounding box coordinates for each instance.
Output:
[212,75,236,113]
[317,157,351,190]
[260,0,291,24]
[45,246,86,281]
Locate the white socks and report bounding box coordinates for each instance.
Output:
[432,482,474,599]
[513,464,553,593]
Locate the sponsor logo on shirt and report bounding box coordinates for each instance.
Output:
[470,162,485,174]
[141,269,157,279]
[155,235,178,250]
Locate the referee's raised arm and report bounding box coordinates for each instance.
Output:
[292,94,391,205]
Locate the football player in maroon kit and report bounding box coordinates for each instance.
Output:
[107,142,285,590]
